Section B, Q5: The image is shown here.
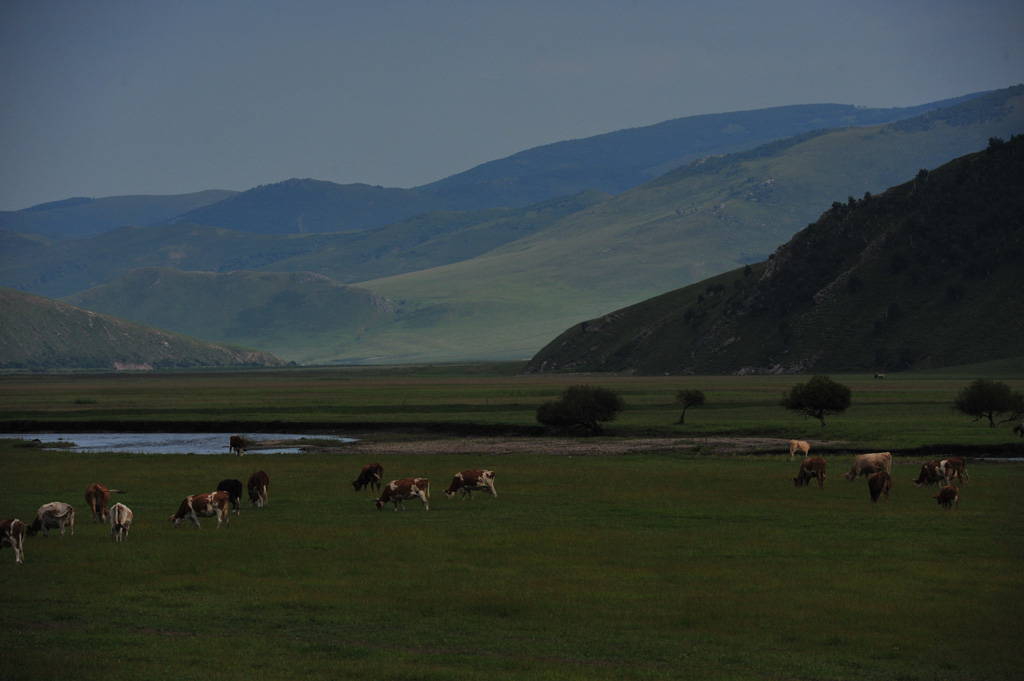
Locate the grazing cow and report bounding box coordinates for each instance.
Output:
[914,458,969,487]
[913,460,944,487]
[229,435,246,456]
[1,519,26,564]
[85,483,127,522]
[376,478,430,511]
[352,463,384,492]
[843,452,892,481]
[788,439,811,462]
[868,471,893,502]
[248,471,269,508]
[444,469,497,499]
[935,485,959,510]
[1014,422,1023,438]
[109,502,133,542]
[792,457,826,489]
[169,491,231,528]
[937,457,969,485]
[217,479,244,514]
[27,502,75,537]
[874,373,885,379]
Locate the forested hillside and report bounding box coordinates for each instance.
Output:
[525,135,1024,374]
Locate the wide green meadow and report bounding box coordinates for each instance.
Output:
[2,363,1022,680]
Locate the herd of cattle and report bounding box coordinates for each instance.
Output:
[789,439,968,510]
[0,434,971,565]
[1,437,500,565]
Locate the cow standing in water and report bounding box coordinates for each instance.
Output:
[229,435,246,456]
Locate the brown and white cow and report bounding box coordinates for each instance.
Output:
[109,502,133,542]
[229,435,246,456]
[376,478,430,511]
[169,491,231,528]
[792,457,826,489]
[868,471,892,502]
[27,502,75,537]
[788,440,811,461]
[248,471,270,508]
[85,483,127,522]
[352,463,384,492]
[444,470,497,499]
[934,485,959,510]
[1,519,26,564]
[913,458,969,487]
[843,452,892,481]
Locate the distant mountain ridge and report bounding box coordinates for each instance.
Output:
[524,135,1024,375]
[0,287,284,371]
[1,95,985,241]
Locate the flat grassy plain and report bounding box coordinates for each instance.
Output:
[1,363,1023,680]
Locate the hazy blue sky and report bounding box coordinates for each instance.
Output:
[1,0,1022,211]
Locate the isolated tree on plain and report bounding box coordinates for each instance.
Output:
[536,384,624,435]
[675,389,706,425]
[953,379,1024,428]
[780,375,851,427]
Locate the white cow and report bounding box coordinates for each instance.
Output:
[110,502,133,542]
[27,502,75,537]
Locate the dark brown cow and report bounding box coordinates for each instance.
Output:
[169,491,231,528]
[1,518,26,564]
[868,471,892,502]
[85,483,127,523]
[444,470,497,499]
[229,435,246,456]
[792,457,826,489]
[843,452,892,481]
[248,471,270,508]
[352,463,384,492]
[935,485,959,510]
[217,479,244,514]
[109,502,133,542]
[376,478,429,511]
[27,502,75,537]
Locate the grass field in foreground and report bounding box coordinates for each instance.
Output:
[1,444,1021,681]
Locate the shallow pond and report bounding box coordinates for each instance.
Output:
[6,432,354,455]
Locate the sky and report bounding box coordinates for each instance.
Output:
[1,1,1022,211]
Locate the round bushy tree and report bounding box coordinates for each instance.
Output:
[675,389,706,425]
[536,384,624,434]
[780,375,851,427]
[953,379,1024,427]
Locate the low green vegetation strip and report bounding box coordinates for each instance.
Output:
[2,445,1021,680]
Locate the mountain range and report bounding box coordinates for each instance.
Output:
[1,85,1023,369]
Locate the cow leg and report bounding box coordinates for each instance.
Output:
[190,512,201,529]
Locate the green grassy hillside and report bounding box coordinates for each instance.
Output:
[525,134,1024,374]
[62,269,397,364]
[0,287,284,371]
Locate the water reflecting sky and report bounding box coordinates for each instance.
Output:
[6,432,352,455]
